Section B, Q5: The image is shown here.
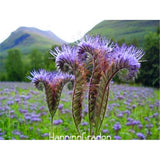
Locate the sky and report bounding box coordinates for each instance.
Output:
[0,0,159,43]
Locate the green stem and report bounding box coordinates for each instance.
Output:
[95,69,120,136]
[50,116,54,139]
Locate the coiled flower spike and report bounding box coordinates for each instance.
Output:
[77,35,144,135]
[50,45,88,135]
[28,69,74,137]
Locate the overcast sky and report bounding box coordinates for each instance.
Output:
[0,0,159,43]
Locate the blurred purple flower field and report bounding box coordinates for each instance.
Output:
[0,82,159,140]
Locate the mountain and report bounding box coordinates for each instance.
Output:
[0,27,66,55]
[87,20,159,46]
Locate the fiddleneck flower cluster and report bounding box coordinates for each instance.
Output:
[50,45,79,73]
[29,35,144,136]
[28,69,73,118]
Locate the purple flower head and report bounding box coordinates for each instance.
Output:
[138,124,143,129]
[39,106,45,111]
[152,113,159,118]
[7,100,14,105]
[114,136,121,140]
[136,133,145,140]
[28,69,73,117]
[12,130,21,136]
[124,110,131,116]
[78,35,113,57]
[53,119,63,125]
[81,122,88,126]
[83,106,88,114]
[129,129,135,133]
[132,104,136,109]
[111,44,144,80]
[58,104,64,110]
[126,122,132,126]
[102,129,109,134]
[113,122,121,131]
[0,137,4,140]
[149,104,154,109]
[117,112,123,118]
[144,117,150,121]
[132,120,140,125]
[19,135,29,139]
[50,45,80,73]
[117,95,124,100]
[146,123,153,128]
[41,133,49,137]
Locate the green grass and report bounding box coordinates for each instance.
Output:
[88,20,159,46]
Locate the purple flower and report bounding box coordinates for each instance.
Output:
[102,129,109,134]
[138,124,143,129]
[146,123,153,128]
[152,113,158,118]
[127,118,133,122]
[58,104,64,110]
[114,136,121,140]
[117,112,123,118]
[144,117,149,121]
[113,122,121,131]
[132,120,140,125]
[53,119,63,125]
[111,44,144,80]
[83,106,88,114]
[12,130,21,136]
[28,69,73,117]
[0,137,4,140]
[117,95,124,100]
[15,98,21,103]
[132,104,136,109]
[41,133,49,137]
[39,106,45,111]
[126,122,132,126]
[129,129,135,133]
[149,104,154,109]
[19,135,29,139]
[136,133,145,139]
[124,110,131,116]
[50,45,79,73]
[105,124,108,127]
[7,101,14,105]
[81,122,88,126]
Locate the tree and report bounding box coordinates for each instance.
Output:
[43,44,61,71]
[43,51,56,71]
[136,31,160,88]
[5,49,24,81]
[29,49,44,70]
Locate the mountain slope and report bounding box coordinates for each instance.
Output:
[0,27,66,55]
[87,20,159,46]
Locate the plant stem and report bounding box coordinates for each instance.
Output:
[50,116,54,139]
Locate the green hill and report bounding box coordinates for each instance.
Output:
[0,27,66,56]
[87,20,159,46]
[0,27,66,72]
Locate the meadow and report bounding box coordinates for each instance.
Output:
[0,82,159,140]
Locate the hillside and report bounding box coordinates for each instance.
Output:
[0,27,66,56]
[87,20,159,46]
